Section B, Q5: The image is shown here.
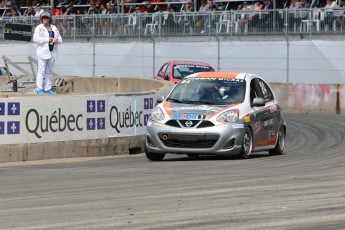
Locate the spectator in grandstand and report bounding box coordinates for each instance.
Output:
[4,5,20,16]
[324,0,338,30]
[33,11,62,94]
[0,0,7,8]
[4,0,11,7]
[100,2,106,14]
[336,0,345,29]
[87,3,99,14]
[200,4,218,33]
[325,0,337,8]
[34,3,44,16]
[52,5,62,15]
[198,0,207,12]
[289,0,300,9]
[164,6,176,33]
[195,0,207,32]
[105,1,116,14]
[263,0,273,9]
[261,0,273,31]
[181,0,193,12]
[24,5,35,16]
[248,0,263,32]
[65,3,76,15]
[237,1,252,33]
[141,1,156,13]
[299,0,311,8]
[287,0,301,31]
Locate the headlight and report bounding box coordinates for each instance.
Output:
[216,109,239,123]
[150,107,165,121]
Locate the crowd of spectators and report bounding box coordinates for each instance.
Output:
[1,0,343,17]
[1,0,344,34]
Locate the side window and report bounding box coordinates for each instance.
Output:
[165,64,171,79]
[158,64,168,77]
[257,79,274,102]
[250,79,261,104]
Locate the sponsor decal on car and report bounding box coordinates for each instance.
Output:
[270,104,278,113]
[232,124,244,129]
[172,114,206,120]
[244,115,251,123]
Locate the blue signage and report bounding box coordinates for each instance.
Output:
[144,98,154,110]
[87,118,96,130]
[97,117,105,130]
[144,114,150,126]
[8,102,20,115]
[87,100,96,113]
[7,121,20,134]
[0,122,4,134]
[97,100,105,112]
[0,103,4,116]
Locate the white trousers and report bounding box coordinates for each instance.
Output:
[36,57,55,91]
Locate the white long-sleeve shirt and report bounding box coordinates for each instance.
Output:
[33,23,62,60]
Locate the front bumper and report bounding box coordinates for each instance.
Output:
[146,121,245,156]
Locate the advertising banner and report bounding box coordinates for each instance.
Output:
[4,24,32,42]
[0,93,155,145]
[108,95,154,137]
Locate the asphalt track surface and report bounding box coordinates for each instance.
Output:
[1,114,345,230]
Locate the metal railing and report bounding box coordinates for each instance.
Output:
[1,9,345,41]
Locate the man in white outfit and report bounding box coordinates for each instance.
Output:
[33,11,62,94]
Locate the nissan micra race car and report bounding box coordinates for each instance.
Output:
[145,72,286,161]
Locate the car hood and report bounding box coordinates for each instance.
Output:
[162,101,237,120]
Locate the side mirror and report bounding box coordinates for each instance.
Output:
[252,97,266,107]
[157,95,165,103]
[163,74,169,80]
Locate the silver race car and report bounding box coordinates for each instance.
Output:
[145,72,286,161]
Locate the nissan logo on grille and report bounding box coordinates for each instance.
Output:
[185,120,193,127]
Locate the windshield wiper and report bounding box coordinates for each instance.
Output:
[181,100,215,105]
[167,98,182,103]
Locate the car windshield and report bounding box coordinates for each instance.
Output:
[167,77,246,105]
[173,64,214,79]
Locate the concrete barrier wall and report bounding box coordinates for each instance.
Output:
[271,83,345,114]
[0,136,145,163]
[71,77,172,93]
[0,78,7,87]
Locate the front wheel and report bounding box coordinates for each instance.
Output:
[269,126,285,155]
[239,128,253,159]
[145,147,165,161]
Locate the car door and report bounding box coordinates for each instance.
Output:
[256,78,279,146]
[252,78,278,150]
[249,78,272,150]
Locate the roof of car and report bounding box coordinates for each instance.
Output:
[187,72,246,79]
[170,61,214,67]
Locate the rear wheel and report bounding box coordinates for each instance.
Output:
[145,147,165,161]
[269,126,285,155]
[239,128,253,159]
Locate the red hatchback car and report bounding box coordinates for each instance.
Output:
[155,61,215,84]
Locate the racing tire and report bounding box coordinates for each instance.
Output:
[239,128,253,159]
[145,147,165,161]
[269,125,285,155]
